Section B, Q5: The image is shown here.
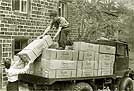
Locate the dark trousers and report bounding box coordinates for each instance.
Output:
[58,27,70,49]
[7,81,19,91]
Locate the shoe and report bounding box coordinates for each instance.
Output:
[56,47,65,50]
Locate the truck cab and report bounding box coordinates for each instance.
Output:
[91,40,130,77]
[115,41,129,76]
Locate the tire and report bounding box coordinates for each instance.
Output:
[110,79,121,91]
[72,82,93,91]
[119,77,133,91]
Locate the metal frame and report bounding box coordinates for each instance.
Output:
[18,74,117,85]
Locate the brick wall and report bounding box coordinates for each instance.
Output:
[67,1,80,41]
[0,0,59,39]
[0,0,59,88]
[0,38,13,87]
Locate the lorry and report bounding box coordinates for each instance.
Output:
[17,39,134,91]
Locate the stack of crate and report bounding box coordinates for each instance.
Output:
[18,35,53,63]
[73,42,99,77]
[16,35,53,74]
[98,45,115,76]
[73,42,115,77]
[33,49,79,78]
[33,41,115,78]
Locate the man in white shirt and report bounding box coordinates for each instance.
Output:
[4,55,32,91]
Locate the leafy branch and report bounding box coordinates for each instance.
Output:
[70,0,132,41]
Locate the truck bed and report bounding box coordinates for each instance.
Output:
[18,74,117,85]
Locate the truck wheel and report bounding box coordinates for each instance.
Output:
[72,82,93,91]
[111,79,121,91]
[89,82,97,91]
[119,77,133,91]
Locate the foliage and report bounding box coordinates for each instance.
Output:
[70,0,132,41]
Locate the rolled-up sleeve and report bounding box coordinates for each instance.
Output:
[17,63,31,74]
[10,63,31,76]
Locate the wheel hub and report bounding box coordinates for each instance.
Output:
[126,85,132,91]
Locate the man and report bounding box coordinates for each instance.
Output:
[4,55,32,91]
[97,32,108,40]
[39,11,70,50]
[50,11,70,50]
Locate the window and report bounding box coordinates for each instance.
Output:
[14,39,28,55]
[12,0,31,13]
[58,2,67,17]
[116,44,128,57]
[21,0,27,12]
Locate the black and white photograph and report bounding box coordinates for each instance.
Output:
[0,0,134,91]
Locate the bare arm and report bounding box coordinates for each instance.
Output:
[12,62,32,75]
[42,26,51,36]
[53,27,62,40]
[59,17,69,27]
[11,58,21,68]
[37,26,51,39]
[19,62,32,74]
[41,20,54,37]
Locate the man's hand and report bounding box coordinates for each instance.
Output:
[37,35,43,39]
[53,27,62,40]
[20,61,33,74]
[28,61,33,65]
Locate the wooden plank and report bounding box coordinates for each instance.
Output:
[18,74,117,85]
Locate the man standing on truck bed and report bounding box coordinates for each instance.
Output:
[49,11,70,50]
[39,10,70,50]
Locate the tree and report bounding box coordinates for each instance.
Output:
[69,0,132,41]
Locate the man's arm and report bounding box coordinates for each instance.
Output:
[42,26,51,36]
[42,20,54,36]
[20,62,32,74]
[15,62,32,74]
[37,26,51,39]
[11,56,21,68]
[6,62,32,77]
[59,17,69,27]
[53,27,62,40]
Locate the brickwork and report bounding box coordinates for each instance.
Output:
[0,0,59,88]
[67,1,79,41]
[0,38,13,87]
[0,0,58,39]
